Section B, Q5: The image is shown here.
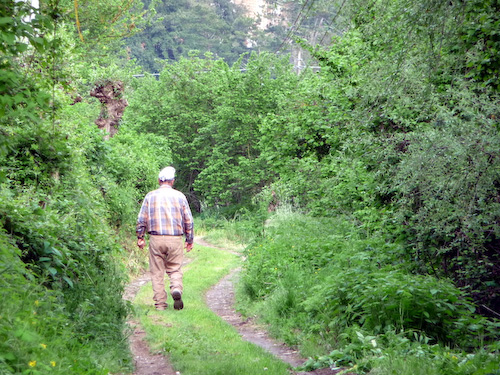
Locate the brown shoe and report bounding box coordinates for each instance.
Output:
[172,290,183,310]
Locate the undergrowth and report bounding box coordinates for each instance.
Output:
[230,210,500,375]
[0,229,131,375]
[0,113,155,373]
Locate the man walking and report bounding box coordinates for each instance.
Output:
[136,166,194,310]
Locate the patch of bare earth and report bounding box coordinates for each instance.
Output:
[205,268,340,375]
[123,272,177,375]
[122,237,340,375]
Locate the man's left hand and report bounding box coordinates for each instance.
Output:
[185,242,193,252]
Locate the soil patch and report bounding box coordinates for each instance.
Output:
[123,272,177,375]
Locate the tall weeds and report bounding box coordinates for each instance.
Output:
[234,210,500,374]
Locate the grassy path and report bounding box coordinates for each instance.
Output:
[132,242,293,375]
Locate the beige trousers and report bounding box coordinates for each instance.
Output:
[149,235,184,309]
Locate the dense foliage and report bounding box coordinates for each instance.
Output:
[123,51,301,210]
[0,1,166,374]
[126,0,500,312]
[2,0,500,374]
[126,0,500,373]
[238,213,500,374]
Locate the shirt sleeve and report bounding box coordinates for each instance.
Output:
[182,198,194,244]
[136,196,149,238]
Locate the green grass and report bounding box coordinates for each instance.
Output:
[194,216,255,251]
[132,243,292,375]
[131,215,500,375]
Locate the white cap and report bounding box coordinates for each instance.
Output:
[159,166,175,181]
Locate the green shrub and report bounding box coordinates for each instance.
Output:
[239,212,499,368]
[0,230,131,375]
[0,119,132,373]
[240,212,396,300]
[384,107,500,313]
[301,328,500,375]
[303,268,491,345]
[1,124,72,188]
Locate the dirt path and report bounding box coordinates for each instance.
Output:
[123,272,178,375]
[123,237,340,375]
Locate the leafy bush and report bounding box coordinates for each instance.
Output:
[2,124,72,188]
[238,212,500,372]
[0,2,163,374]
[381,93,500,314]
[301,328,500,375]
[0,228,131,375]
[241,212,396,300]
[303,268,496,346]
[0,118,132,373]
[59,100,173,230]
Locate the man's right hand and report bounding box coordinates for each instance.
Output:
[137,238,146,249]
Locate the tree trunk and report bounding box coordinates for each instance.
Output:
[90,80,128,140]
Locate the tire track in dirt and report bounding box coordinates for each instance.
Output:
[123,272,178,375]
[123,237,339,375]
[200,237,340,375]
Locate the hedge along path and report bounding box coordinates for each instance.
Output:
[126,237,295,375]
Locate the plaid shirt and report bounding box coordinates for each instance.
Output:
[136,185,194,243]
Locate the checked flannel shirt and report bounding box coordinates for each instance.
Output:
[136,185,194,244]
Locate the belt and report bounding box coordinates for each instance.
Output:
[149,233,183,237]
